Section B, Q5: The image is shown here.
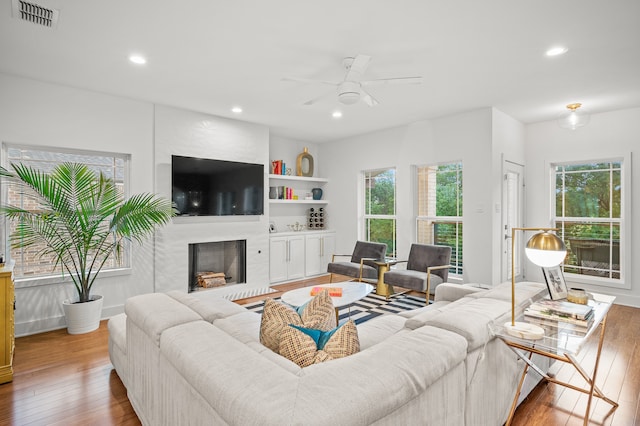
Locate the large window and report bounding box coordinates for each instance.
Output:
[415,162,463,275]
[554,160,623,283]
[362,168,396,258]
[3,145,129,280]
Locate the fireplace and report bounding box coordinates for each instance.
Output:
[188,240,246,292]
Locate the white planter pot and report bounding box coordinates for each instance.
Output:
[62,295,103,334]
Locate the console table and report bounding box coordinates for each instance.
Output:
[490,292,618,426]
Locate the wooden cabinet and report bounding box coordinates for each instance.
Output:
[0,262,15,384]
[305,232,336,277]
[269,235,305,283]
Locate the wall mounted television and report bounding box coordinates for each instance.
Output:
[171,155,264,216]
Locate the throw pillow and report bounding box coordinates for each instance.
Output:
[259,289,337,353]
[279,320,360,368]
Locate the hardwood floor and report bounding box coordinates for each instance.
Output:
[1,277,638,425]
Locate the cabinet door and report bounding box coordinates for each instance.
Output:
[305,234,323,276]
[287,235,306,280]
[269,237,288,283]
[320,232,336,273]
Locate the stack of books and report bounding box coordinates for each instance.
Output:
[524,299,594,329]
[310,287,343,297]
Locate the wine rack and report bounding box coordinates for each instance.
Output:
[307,207,326,229]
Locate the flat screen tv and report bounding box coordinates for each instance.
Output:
[171,155,264,216]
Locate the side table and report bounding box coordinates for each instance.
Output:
[490,292,618,426]
[372,259,397,299]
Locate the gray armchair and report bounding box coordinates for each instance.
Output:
[327,241,387,283]
[383,244,452,303]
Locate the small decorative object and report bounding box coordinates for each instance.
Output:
[305,192,313,200]
[542,265,568,300]
[567,288,589,305]
[296,147,314,177]
[311,188,323,200]
[269,222,277,233]
[287,222,305,232]
[277,186,284,199]
[269,187,277,199]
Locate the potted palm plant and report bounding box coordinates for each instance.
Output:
[0,162,174,334]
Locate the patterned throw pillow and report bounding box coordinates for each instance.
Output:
[259,289,337,353]
[279,320,360,368]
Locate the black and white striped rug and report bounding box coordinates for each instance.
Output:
[243,292,427,325]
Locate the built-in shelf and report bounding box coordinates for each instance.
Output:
[269,174,328,183]
[269,199,329,204]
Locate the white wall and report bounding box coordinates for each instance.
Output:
[525,107,640,307]
[153,105,271,296]
[319,108,517,285]
[0,74,155,335]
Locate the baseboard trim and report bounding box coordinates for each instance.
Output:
[15,304,125,337]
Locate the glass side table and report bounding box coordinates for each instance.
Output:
[489,292,618,426]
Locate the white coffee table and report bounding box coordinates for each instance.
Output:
[281,282,374,323]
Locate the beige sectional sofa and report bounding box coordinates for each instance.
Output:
[108,281,549,425]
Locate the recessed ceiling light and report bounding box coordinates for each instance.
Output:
[231,106,243,114]
[545,46,568,57]
[129,54,147,65]
[332,111,343,119]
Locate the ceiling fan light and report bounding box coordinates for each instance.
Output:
[338,92,360,105]
[557,102,590,130]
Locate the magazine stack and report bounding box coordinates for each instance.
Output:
[524,299,594,330]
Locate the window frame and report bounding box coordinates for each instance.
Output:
[549,154,631,290]
[360,167,397,258]
[414,161,463,276]
[1,143,133,287]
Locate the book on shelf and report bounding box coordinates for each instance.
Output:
[524,307,594,328]
[310,287,342,297]
[528,298,593,320]
[524,316,590,333]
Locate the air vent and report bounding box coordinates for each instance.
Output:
[11,0,59,28]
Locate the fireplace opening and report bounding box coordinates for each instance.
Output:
[188,240,246,292]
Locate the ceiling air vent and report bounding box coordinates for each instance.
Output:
[11,0,59,28]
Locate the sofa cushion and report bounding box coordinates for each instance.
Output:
[259,290,336,353]
[422,298,512,351]
[167,290,247,322]
[327,261,378,279]
[384,269,444,294]
[279,320,360,367]
[125,292,201,346]
[356,314,408,350]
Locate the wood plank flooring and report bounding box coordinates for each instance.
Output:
[1,277,638,425]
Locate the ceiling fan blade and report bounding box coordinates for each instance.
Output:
[362,76,423,86]
[302,90,334,106]
[361,87,379,107]
[345,54,372,81]
[282,77,338,86]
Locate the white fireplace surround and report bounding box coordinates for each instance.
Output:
[153,105,271,297]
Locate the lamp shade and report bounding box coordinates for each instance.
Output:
[524,231,567,267]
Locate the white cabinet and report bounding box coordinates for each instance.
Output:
[269,234,305,283]
[305,232,336,277]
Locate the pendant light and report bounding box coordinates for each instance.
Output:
[557,103,590,130]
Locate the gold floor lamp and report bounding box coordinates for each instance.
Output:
[505,227,567,339]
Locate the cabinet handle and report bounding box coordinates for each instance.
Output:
[320,237,324,257]
[286,240,290,262]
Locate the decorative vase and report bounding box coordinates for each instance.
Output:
[269,187,277,199]
[62,295,103,334]
[296,147,314,177]
[311,188,323,200]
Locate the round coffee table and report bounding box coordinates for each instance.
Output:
[281,282,374,323]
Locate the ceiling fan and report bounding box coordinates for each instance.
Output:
[283,54,423,107]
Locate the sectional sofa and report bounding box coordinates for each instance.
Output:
[108,281,549,425]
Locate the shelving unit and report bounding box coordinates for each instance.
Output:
[268,174,329,204]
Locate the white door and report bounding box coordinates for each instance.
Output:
[502,161,525,282]
[269,236,288,283]
[287,235,306,280]
[305,234,323,276]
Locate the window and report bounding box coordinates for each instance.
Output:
[362,168,396,257]
[2,144,129,280]
[553,160,623,284]
[415,162,463,275]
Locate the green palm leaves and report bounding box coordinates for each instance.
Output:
[0,162,174,302]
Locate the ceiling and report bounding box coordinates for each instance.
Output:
[1,1,639,143]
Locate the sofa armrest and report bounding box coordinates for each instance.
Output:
[434,283,486,303]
